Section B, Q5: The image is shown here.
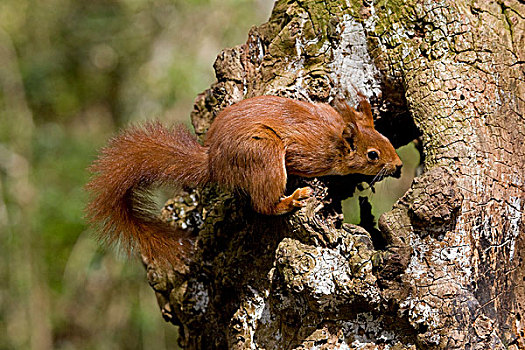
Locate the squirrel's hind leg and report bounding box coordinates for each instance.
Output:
[239,130,288,215]
[239,129,312,215]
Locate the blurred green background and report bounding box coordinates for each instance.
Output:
[0,0,419,348]
[0,0,273,349]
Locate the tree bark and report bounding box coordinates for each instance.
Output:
[144,1,525,349]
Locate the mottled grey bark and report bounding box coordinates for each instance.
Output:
[144,1,525,349]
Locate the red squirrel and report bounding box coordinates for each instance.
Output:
[86,95,402,265]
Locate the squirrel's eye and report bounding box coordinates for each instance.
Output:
[367,150,379,161]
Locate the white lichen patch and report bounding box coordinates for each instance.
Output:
[424,226,473,284]
[305,246,380,307]
[186,281,209,314]
[247,286,267,324]
[328,14,381,102]
[399,297,440,337]
[229,286,277,349]
[245,286,268,349]
[362,0,378,33]
[341,312,407,349]
[309,247,353,296]
[311,343,351,350]
[276,237,380,311]
[507,196,522,262]
[404,236,429,279]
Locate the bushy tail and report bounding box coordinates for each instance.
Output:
[86,122,209,266]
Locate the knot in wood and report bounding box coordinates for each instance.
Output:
[407,167,463,236]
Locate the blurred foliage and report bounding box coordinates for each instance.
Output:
[0,0,273,349]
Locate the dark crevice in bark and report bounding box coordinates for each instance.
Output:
[375,110,421,148]
[374,77,421,148]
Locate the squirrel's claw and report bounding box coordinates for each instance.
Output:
[291,187,314,208]
[293,187,314,200]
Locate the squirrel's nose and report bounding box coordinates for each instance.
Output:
[392,164,402,178]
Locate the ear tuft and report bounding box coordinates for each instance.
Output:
[332,98,358,125]
[355,99,375,128]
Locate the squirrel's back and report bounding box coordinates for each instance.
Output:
[205,96,349,179]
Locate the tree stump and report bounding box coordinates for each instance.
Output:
[144,1,525,348]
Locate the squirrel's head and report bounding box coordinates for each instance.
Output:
[334,98,403,178]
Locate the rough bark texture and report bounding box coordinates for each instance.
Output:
[143,1,525,349]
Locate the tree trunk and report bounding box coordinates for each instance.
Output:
[144,1,525,348]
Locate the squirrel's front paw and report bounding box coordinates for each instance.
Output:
[291,187,314,207]
[273,187,314,214]
[293,187,314,200]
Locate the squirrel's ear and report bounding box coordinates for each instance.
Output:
[342,124,357,150]
[332,98,357,125]
[355,99,375,128]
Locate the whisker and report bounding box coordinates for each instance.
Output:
[363,166,388,194]
[370,166,387,186]
[370,167,384,185]
[379,167,387,182]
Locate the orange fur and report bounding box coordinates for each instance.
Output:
[86,96,402,265]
